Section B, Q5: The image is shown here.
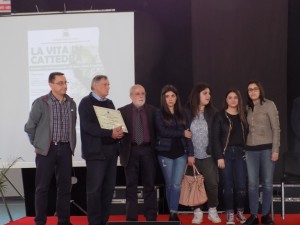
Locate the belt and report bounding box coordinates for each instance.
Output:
[131,142,151,147]
[52,141,70,146]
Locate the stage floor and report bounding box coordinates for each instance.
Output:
[5,214,300,225]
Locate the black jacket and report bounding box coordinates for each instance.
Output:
[118,103,157,167]
[212,110,248,160]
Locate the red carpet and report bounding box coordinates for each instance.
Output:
[5,214,299,225]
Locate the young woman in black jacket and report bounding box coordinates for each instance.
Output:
[212,88,248,225]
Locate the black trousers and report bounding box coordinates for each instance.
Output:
[86,144,119,225]
[34,142,72,225]
[125,145,157,221]
[194,157,219,208]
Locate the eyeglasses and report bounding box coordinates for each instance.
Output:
[133,92,146,96]
[52,81,69,86]
[248,87,259,92]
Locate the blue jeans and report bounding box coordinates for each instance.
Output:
[246,149,275,216]
[220,146,247,212]
[158,154,187,212]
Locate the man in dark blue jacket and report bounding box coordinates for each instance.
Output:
[78,75,123,225]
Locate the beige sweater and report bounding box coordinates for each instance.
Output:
[246,99,281,153]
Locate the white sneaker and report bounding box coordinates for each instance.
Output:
[208,207,222,223]
[192,210,203,224]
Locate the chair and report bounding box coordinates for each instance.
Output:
[281,151,300,220]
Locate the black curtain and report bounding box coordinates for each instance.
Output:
[191,0,288,181]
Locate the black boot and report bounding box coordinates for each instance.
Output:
[261,214,274,225]
[244,215,259,225]
[169,212,180,221]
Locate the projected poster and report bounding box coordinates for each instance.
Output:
[28,27,104,106]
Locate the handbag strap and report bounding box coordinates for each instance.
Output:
[184,164,202,176]
[192,164,201,176]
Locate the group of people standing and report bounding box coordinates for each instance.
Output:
[24,72,280,225]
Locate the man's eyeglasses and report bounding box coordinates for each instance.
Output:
[133,92,146,96]
[52,81,69,86]
[248,87,259,93]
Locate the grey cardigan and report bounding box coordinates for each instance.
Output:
[24,93,77,156]
[246,99,280,153]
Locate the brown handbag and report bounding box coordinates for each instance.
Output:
[179,164,208,206]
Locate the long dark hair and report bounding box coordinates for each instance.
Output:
[224,88,247,127]
[160,84,185,126]
[247,80,266,111]
[187,83,215,119]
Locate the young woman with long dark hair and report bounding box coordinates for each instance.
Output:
[155,84,194,221]
[212,88,248,224]
[186,83,221,224]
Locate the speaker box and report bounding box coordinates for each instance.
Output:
[110,186,167,215]
[107,222,181,225]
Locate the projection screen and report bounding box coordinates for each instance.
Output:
[0,11,135,167]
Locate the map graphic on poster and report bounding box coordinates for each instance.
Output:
[28,27,104,106]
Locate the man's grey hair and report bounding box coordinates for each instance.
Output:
[91,75,108,90]
[130,84,145,95]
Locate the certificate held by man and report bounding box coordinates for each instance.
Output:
[93,106,128,133]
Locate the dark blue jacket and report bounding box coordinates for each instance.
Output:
[78,92,119,160]
[155,109,194,156]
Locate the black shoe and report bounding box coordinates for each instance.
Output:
[244,215,259,225]
[261,214,274,225]
[146,218,157,221]
[169,212,180,221]
[126,218,138,221]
